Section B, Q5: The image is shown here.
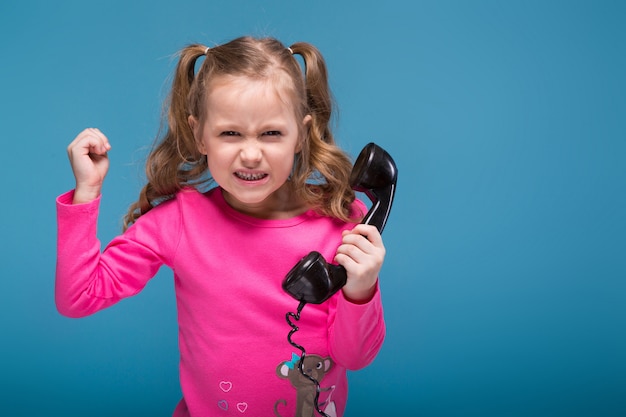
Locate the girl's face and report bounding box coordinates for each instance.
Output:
[190,75,310,219]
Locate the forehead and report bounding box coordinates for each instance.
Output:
[209,74,295,104]
[204,75,299,119]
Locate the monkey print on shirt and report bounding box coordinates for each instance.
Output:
[274,353,336,417]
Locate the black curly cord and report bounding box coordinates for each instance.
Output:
[286,301,331,417]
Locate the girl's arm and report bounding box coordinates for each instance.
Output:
[55,191,178,317]
[56,129,177,317]
[328,223,387,369]
[328,284,386,370]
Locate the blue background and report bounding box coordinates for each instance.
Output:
[1,0,624,416]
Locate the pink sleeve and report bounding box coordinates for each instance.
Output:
[55,190,179,318]
[327,283,386,370]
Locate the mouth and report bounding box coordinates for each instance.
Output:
[234,171,268,181]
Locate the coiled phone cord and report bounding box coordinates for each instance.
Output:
[286,301,331,417]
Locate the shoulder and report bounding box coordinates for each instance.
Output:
[132,186,209,223]
[349,198,368,223]
[165,186,228,223]
[163,186,219,207]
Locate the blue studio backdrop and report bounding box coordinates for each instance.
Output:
[1,1,624,416]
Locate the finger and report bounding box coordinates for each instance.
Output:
[335,229,385,270]
[337,239,384,264]
[87,128,111,150]
[68,130,111,159]
[68,128,111,155]
[347,224,384,245]
[334,247,382,284]
[67,129,91,151]
[333,252,357,272]
[335,245,366,266]
[84,128,111,154]
[341,231,385,256]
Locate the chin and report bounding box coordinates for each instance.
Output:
[224,188,275,205]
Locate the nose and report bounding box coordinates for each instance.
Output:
[239,140,262,166]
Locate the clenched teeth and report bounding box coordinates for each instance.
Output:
[235,171,267,181]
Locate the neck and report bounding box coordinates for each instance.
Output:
[222,182,309,220]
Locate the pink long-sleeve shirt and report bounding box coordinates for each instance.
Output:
[56,187,385,417]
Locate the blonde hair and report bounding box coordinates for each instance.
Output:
[123,36,355,230]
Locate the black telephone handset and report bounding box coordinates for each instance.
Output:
[282,142,398,304]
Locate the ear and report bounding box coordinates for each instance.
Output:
[276,363,290,378]
[296,114,312,153]
[188,115,206,155]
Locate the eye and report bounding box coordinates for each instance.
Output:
[315,362,323,370]
[220,131,240,137]
[263,130,282,136]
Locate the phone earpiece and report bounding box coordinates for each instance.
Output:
[349,143,398,233]
[283,142,397,304]
[350,143,398,190]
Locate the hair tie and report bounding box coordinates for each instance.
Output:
[204,47,210,55]
[287,47,294,55]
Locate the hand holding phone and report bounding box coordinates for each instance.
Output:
[283,143,398,304]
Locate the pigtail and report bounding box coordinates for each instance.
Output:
[289,43,356,222]
[123,44,209,230]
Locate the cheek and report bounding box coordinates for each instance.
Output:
[273,152,296,176]
[205,150,229,176]
[203,140,232,160]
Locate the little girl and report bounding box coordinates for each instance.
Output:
[57,36,386,417]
